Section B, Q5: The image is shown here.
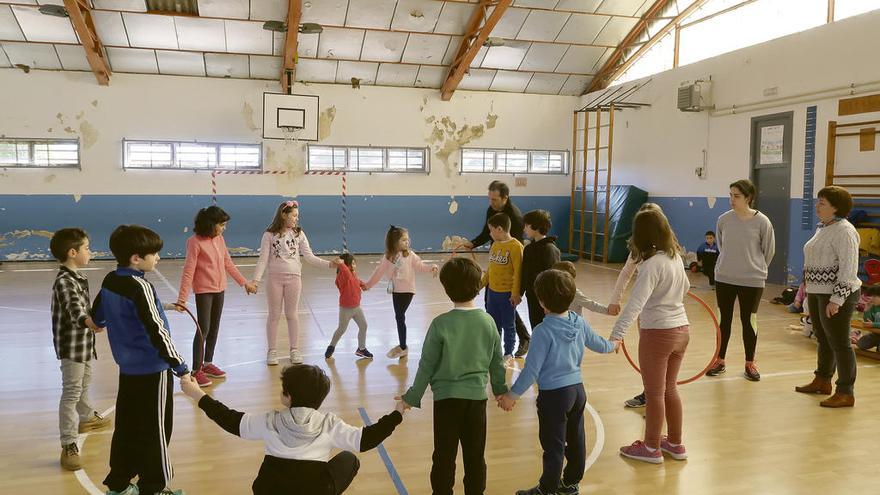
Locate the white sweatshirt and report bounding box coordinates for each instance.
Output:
[610,251,690,340]
[253,229,330,282]
[240,407,361,462]
[803,219,862,305]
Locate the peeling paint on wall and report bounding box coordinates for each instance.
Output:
[56,113,65,125]
[318,106,337,141]
[79,121,99,149]
[73,194,82,203]
[228,246,256,255]
[425,111,498,177]
[91,100,98,108]
[448,199,458,214]
[242,102,260,131]
[5,251,50,261]
[63,126,75,134]
[707,196,717,208]
[75,111,85,120]
[44,174,56,183]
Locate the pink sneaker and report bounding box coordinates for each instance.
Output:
[660,437,688,460]
[201,363,226,378]
[193,370,213,387]
[619,440,663,464]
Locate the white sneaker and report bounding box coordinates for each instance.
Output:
[266,349,278,366]
[289,348,304,364]
[386,346,403,358]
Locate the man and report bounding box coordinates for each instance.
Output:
[462,181,531,357]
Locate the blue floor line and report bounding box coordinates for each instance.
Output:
[358,407,408,495]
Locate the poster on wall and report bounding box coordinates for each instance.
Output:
[760,125,785,164]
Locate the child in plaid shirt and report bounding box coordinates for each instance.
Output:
[50,228,111,471]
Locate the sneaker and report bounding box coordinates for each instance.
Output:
[193,370,213,387]
[325,346,335,359]
[201,363,226,378]
[386,346,403,358]
[106,484,139,495]
[619,440,663,464]
[266,349,279,366]
[355,348,374,359]
[624,392,647,408]
[706,359,726,376]
[289,348,304,364]
[514,339,530,358]
[79,411,111,433]
[786,303,802,313]
[744,362,761,381]
[558,482,580,495]
[60,442,82,471]
[660,436,688,460]
[515,486,549,495]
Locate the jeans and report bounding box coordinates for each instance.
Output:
[59,359,95,445]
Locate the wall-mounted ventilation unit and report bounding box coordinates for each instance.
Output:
[678,79,713,112]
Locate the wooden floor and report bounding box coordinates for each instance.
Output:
[1,254,879,494]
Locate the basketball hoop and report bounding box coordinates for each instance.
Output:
[281,125,304,147]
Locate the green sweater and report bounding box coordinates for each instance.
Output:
[864,305,880,328]
[402,308,509,408]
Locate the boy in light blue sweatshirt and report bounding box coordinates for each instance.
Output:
[498,269,618,495]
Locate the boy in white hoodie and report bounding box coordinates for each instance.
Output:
[181,364,404,494]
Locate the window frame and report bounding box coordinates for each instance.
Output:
[306,144,430,174]
[0,137,81,169]
[122,139,263,171]
[459,147,569,175]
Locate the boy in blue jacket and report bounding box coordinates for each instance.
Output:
[92,225,190,495]
[498,269,618,495]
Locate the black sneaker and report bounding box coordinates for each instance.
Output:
[706,360,726,376]
[324,346,335,359]
[558,482,580,495]
[514,338,530,358]
[355,348,374,359]
[624,392,646,408]
[744,362,761,381]
[516,486,549,495]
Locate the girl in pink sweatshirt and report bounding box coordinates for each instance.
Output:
[177,206,257,387]
[253,201,340,366]
[364,225,438,358]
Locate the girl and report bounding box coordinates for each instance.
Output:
[177,206,257,387]
[325,253,372,360]
[364,225,438,358]
[610,209,690,464]
[253,200,339,366]
[710,179,775,381]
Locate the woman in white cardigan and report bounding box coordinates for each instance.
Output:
[795,186,861,407]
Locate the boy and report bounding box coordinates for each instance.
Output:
[552,261,610,316]
[854,285,880,352]
[50,228,111,471]
[482,212,524,361]
[397,257,508,495]
[498,269,618,495]
[92,225,191,495]
[180,364,404,494]
[696,230,719,288]
[519,210,561,358]
[325,253,372,359]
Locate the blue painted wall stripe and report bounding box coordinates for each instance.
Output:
[802,105,817,230]
[357,407,408,495]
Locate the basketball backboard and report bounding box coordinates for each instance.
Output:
[262,93,319,141]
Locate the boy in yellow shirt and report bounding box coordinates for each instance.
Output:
[482,212,524,361]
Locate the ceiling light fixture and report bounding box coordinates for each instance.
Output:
[38,5,69,17]
[482,37,505,47]
[261,22,324,34]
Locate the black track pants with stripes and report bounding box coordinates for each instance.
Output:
[104,370,174,494]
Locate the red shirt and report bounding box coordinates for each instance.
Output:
[336,263,363,308]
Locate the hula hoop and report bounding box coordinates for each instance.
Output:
[171,303,206,373]
[620,291,721,385]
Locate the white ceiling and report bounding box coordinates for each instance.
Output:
[0,0,659,95]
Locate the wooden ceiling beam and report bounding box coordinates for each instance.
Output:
[440,0,511,101]
[62,0,111,85]
[280,0,302,94]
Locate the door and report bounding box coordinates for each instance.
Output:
[750,112,793,285]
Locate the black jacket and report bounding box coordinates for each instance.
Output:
[520,236,561,296]
[470,199,524,248]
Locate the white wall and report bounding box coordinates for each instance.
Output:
[0,70,578,198]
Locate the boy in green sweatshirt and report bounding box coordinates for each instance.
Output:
[396,257,508,495]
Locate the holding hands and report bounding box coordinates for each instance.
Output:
[496,393,517,412]
[244,281,258,295]
[179,373,205,401]
[393,395,412,415]
[606,303,621,316]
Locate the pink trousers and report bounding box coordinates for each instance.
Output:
[639,326,689,449]
[266,273,302,350]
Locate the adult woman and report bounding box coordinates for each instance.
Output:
[708,179,775,381]
[795,186,861,407]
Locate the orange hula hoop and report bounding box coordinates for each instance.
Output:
[172,303,206,373]
[450,244,477,262]
[619,291,721,385]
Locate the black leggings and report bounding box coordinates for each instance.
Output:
[194,291,225,370]
[392,292,414,349]
[715,282,762,361]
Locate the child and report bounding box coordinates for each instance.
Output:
[176,206,256,387]
[696,230,719,288]
[553,261,610,315]
[253,201,340,366]
[854,285,880,351]
[396,257,508,495]
[50,228,111,471]
[519,209,561,357]
[787,281,807,313]
[364,225,438,358]
[325,253,372,359]
[498,269,617,495]
[481,212,524,361]
[180,364,404,494]
[92,225,190,495]
[609,209,691,464]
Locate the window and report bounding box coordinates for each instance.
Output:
[460,148,568,174]
[0,138,79,168]
[834,0,880,20]
[307,145,429,173]
[123,140,261,170]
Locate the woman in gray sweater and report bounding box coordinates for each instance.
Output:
[708,179,775,381]
[795,186,861,407]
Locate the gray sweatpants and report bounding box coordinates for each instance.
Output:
[330,306,368,349]
[59,359,95,446]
